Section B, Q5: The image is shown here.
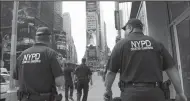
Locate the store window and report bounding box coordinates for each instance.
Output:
[168,1,190,22]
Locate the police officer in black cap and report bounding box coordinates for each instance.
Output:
[74,58,93,101]
[13,27,64,101]
[104,18,187,101]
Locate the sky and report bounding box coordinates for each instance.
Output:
[62,1,117,63]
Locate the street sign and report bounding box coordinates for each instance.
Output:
[86,1,97,12]
[87,12,97,30]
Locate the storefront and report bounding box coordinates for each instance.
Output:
[130,1,190,100]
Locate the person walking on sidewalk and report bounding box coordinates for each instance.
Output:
[104,18,187,101]
[13,27,64,101]
[63,62,74,101]
[74,58,93,101]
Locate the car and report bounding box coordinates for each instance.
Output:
[0,68,9,75]
[0,74,9,101]
[0,74,10,83]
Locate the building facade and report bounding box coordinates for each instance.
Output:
[62,12,78,64]
[85,1,100,68]
[119,2,132,39]
[0,1,65,70]
[129,1,190,100]
[85,1,109,69]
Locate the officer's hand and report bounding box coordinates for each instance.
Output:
[104,90,112,101]
[175,93,187,101]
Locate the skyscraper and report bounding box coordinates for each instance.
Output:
[63,12,77,64]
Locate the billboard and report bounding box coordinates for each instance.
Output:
[53,30,67,58]
[86,1,98,47]
[86,1,97,12]
[86,1,100,67]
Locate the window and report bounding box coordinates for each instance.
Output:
[168,1,190,21]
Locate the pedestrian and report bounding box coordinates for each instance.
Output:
[63,62,74,101]
[104,18,187,101]
[74,58,93,101]
[13,27,64,101]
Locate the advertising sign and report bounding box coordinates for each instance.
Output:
[87,60,99,67]
[87,45,97,58]
[86,2,98,47]
[86,1,100,68]
[86,1,97,12]
[87,12,97,29]
[53,30,67,58]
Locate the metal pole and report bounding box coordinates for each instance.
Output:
[115,1,121,40]
[1,37,4,68]
[10,1,19,89]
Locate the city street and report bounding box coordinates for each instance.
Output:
[58,72,121,101]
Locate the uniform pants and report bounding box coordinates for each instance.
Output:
[120,87,165,101]
[76,81,89,101]
[65,82,74,100]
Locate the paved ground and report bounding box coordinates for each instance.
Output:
[58,72,120,101]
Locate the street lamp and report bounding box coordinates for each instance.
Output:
[9,1,19,90]
[114,1,121,43]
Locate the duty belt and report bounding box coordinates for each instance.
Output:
[120,81,162,88]
[22,92,52,101]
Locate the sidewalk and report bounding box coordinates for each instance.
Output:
[5,89,17,101]
[58,72,120,101]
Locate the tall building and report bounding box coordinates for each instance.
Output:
[54,1,62,15]
[119,2,132,39]
[85,1,100,68]
[129,1,190,100]
[63,12,77,64]
[62,13,72,37]
[85,1,109,69]
[53,1,63,31]
[0,1,65,70]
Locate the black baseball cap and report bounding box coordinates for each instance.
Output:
[122,18,143,30]
[36,27,51,36]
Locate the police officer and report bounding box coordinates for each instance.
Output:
[63,62,74,101]
[13,27,64,101]
[104,18,187,101]
[74,58,92,101]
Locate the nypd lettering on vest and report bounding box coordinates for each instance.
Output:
[22,53,41,64]
[130,40,154,51]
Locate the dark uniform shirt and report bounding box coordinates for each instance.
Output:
[74,64,92,81]
[13,43,63,93]
[63,67,73,84]
[108,32,175,83]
